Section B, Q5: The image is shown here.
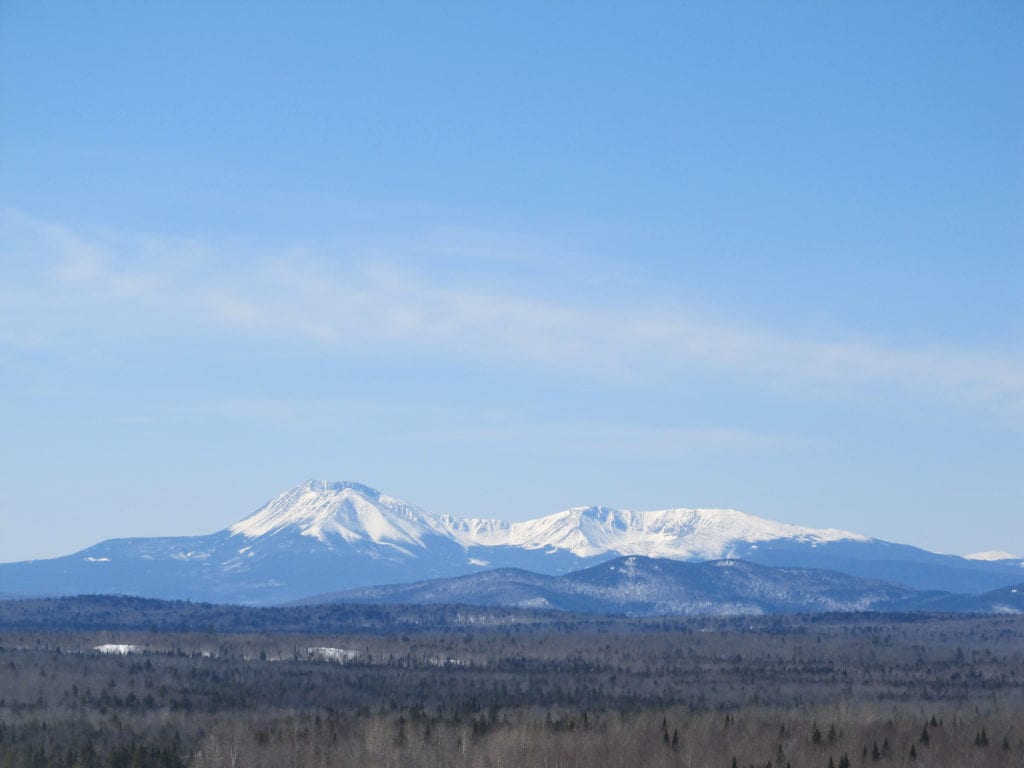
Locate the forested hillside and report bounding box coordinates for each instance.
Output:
[1,605,1021,766]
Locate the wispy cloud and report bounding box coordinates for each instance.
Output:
[88,393,803,459]
[391,419,809,458]
[3,209,1022,419]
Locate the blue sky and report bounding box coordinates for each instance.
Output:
[1,1,1021,562]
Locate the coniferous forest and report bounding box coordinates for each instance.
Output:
[0,598,1022,766]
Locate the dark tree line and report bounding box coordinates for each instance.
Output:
[0,609,1021,766]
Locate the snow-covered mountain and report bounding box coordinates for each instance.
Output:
[1,480,1021,604]
[228,481,445,553]
[224,481,866,560]
[437,505,866,559]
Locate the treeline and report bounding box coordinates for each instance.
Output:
[187,708,1022,768]
[0,721,182,768]
[2,594,1018,636]
[0,595,584,635]
[0,613,1021,766]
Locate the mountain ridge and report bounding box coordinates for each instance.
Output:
[225,480,870,560]
[299,555,1024,617]
[1,480,1021,604]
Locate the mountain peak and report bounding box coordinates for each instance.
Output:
[228,481,871,563]
[228,480,438,550]
[297,479,382,497]
[480,504,868,559]
[3,479,1020,604]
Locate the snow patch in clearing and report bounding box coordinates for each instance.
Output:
[428,657,469,667]
[307,647,359,663]
[992,604,1023,615]
[514,597,552,609]
[95,644,142,655]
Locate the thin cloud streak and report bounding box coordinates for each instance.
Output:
[3,210,1023,418]
[89,394,804,459]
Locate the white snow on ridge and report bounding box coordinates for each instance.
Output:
[229,481,442,549]
[965,550,1021,562]
[436,515,512,546]
[437,504,866,559]
[228,480,869,562]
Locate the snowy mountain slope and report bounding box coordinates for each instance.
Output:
[228,481,446,554]
[438,505,866,559]
[0,482,473,603]
[216,480,880,576]
[1,480,1022,603]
